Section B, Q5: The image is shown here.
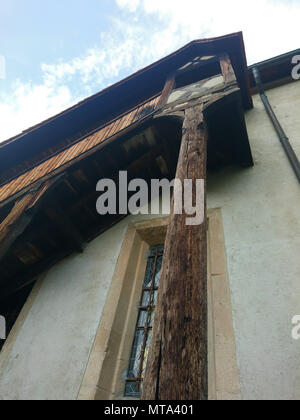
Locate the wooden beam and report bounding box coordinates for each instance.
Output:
[66,144,164,215]
[0,208,35,261]
[220,54,236,84]
[0,250,71,300]
[156,73,176,109]
[44,199,86,253]
[0,112,156,209]
[142,104,208,400]
[175,55,219,77]
[0,176,63,262]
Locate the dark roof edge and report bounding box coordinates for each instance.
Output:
[0,32,251,149]
[248,48,300,70]
[248,48,300,91]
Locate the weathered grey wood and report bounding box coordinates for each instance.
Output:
[142,104,208,400]
[220,54,236,84]
[156,74,238,118]
[156,74,176,109]
[0,176,64,262]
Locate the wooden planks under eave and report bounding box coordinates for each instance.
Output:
[0,95,161,207]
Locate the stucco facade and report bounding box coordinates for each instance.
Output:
[207,80,300,400]
[0,79,299,400]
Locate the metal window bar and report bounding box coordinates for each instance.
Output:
[124,245,164,397]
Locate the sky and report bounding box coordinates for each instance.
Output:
[0,0,299,143]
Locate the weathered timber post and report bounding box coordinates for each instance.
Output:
[220,54,236,84]
[142,104,208,400]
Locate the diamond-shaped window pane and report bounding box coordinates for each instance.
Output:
[125,381,141,397]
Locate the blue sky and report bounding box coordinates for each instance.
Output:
[0,0,299,142]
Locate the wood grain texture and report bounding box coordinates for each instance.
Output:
[142,105,208,400]
[220,54,236,84]
[0,178,60,261]
[156,74,176,109]
[0,96,161,208]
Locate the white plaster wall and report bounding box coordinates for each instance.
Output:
[0,80,299,400]
[0,221,130,400]
[0,195,167,400]
[268,81,300,158]
[207,80,300,400]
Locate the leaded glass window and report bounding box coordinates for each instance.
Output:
[124,245,164,397]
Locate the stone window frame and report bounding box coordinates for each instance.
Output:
[77,210,241,400]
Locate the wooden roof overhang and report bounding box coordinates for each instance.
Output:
[0,33,253,299]
[0,32,252,185]
[248,48,300,93]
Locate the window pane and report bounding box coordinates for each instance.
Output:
[143,257,155,288]
[125,381,140,397]
[141,330,152,379]
[137,310,147,328]
[156,245,164,255]
[154,256,163,287]
[149,308,155,326]
[141,291,151,307]
[152,290,158,305]
[128,329,145,378]
[125,245,164,397]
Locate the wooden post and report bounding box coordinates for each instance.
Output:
[220,54,236,84]
[142,104,208,400]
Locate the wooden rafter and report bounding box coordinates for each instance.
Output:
[0,250,71,301]
[44,199,86,253]
[0,177,63,262]
[156,73,176,109]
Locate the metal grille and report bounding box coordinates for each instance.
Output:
[124,245,164,397]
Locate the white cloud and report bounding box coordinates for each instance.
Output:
[0,0,299,143]
[116,0,140,12]
[0,16,156,142]
[0,81,77,142]
[40,17,159,91]
[115,0,300,64]
[0,24,136,142]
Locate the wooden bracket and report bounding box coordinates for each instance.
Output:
[219,54,236,84]
[156,73,176,109]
